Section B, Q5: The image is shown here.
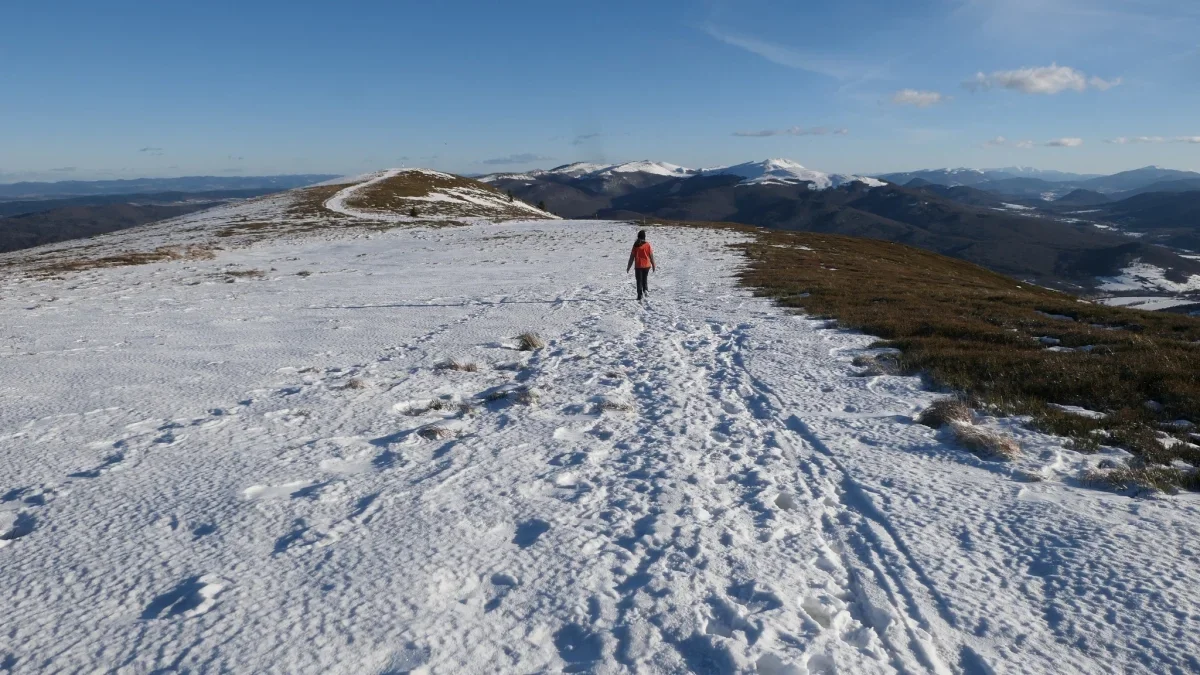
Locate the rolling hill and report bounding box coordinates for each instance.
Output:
[487,160,1200,292]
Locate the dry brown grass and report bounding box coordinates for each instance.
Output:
[511,388,538,406]
[653,221,1200,489]
[949,421,1022,461]
[343,378,367,390]
[484,387,537,405]
[435,359,479,373]
[918,398,973,428]
[517,332,546,351]
[344,171,541,221]
[288,183,353,221]
[224,268,265,279]
[1082,465,1199,493]
[31,245,217,276]
[596,399,635,413]
[852,353,903,376]
[418,425,457,441]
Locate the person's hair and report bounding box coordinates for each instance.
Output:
[637,230,646,240]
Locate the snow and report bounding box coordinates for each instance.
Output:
[477,172,541,183]
[1049,404,1107,419]
[704,158,882,190]
[546,162,614,177]
[598,160,694,177]
[2,209,1200,672]
[1098,295,1200,311]
[1001,202,1034,211]
[1097,261,1200,293]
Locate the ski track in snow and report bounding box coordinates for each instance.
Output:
[1,220,1199,673]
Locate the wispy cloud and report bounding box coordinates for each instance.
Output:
[702,23,872,80]
[984,136,1034,148]
[571,133,601,146]
[481,153,555,165]
[890,89,948,107]
[1046,137,1084,147]
[51,166,77,172]
[139,147,164,156]
[1107,135,1200,144]
[964,64,1120,94]
[732,126,848,138]
[227,155,244,161]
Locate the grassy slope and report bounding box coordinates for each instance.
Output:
[668,221,1200,488]
[345,171,546,220]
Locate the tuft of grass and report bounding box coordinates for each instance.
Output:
[918,398,972,428]
[418,425,457,441]
[343,378,367,390]
[435,359,479,373]
[406,399,471,417]
[949,421,1021,461]
[852,353,902,376]
[595,399,635,414]
[484,387,537,405]
[1082,465,1198,493]
[224,269,265,279]
[296,270,312,277]
[511,388,538,405]
[517,332,546,351]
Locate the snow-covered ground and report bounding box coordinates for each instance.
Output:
[1097,295,1200,311]
[2,216,1200,674]
[1097,261,1200,293]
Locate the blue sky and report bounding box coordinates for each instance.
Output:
[3,0,1198,181]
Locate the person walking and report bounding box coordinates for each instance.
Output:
[626,229,656,301]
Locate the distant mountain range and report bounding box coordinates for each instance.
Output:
[483,158,1200,293]
[877,165,1200,201]
[0,180,333,254]
[0,174,338,200]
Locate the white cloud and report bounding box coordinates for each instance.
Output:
[732,126,849,138]
[1088,76,1122,91]
[701,23,868,80]
[890,89,948,107]
[984,136,1034,149]
[1107,136,1200,144]
[1107,136,1166,144]
[1046,137,1084,147]
[964,63,1120,94]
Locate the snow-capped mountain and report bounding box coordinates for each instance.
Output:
[543,162,612,177]
[484,158,883,189]
[595,160,694,177]
[703,158,884,189]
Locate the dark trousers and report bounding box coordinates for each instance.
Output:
[635,267,650,299]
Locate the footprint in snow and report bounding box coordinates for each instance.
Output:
[67,452,125,479]
[140,574,226,620]
[512,519,550,548]
[0,512,36,544]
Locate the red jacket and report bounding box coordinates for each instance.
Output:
[632,241,653,269]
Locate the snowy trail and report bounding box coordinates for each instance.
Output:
[2,221,1199,673]
[322,169,400,220]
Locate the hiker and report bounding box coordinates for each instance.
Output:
[626,229,656,300]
